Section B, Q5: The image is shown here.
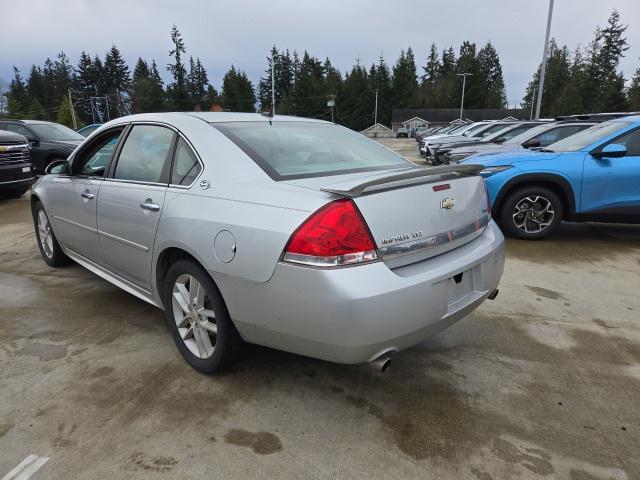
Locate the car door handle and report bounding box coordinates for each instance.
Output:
[81,191,95,200]
[140,200,160,212]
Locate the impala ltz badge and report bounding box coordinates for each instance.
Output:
[440,198,456,210]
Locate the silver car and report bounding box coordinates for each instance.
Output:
[31,113,504,373]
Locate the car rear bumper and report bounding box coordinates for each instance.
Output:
[215,220,505,364]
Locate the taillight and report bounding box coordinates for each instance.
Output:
[483,179,492,219]
[283,199,379,267]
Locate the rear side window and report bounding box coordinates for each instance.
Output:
[212,122,409,180]
[171,138,202,186]
[113,125,174,183]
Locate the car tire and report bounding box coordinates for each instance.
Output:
[9,187,29,198]
[163,259,242,374]
[499,186,563,239]
[32,200,70,267]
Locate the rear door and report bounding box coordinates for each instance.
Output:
[581,127,640,215]
[97,124,175,290]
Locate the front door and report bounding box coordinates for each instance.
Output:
[97,124,175,291]
[581,127,640,215]
[47,128,123,261]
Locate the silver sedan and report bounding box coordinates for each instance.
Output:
[31,113,504,373]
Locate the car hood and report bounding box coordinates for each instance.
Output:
[0,130,28,144]
[461,149,563,167]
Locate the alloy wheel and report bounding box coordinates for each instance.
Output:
[512,195,555,234]
[37,210,54,259]
[171,274,218,359]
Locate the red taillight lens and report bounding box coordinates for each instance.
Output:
[283,199,379,267]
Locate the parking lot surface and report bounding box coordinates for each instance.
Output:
[1,140,639,479]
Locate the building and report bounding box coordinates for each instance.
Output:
[360,123,393,138]
[391,108,527,132]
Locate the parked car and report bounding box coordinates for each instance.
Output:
[431,122,542,165]
[446,122,595,164]
[396,127,409,138]
[421,121,507,156]
[32,112,504,373]
[0,120,84,174]
[77,123,103,137]
[463,116,640,239]
[0,130,34,198]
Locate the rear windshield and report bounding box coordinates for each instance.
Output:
[212,122,410,180]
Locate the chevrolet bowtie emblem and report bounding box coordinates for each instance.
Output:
[440,198,456,209]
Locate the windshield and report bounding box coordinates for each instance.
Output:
[505,124,555,145]
[484,124,536,142]
[546,121,631,152]
[30,123,84,141]
[460,123,488,137]
[213,122,411,180]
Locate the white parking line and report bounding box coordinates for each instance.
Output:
[1,455,49,480]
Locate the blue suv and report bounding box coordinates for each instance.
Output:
[463,116,640,239]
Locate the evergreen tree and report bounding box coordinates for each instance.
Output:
[131,58,167,113]
[338,63,372,130]
[75,52,96,122]
[455,41,483,109]
[392,48,418,109]
[7,67,27,117]
[221,65,255,112]
[187,57,210,110]
[258,47,295,113]
[104,45,131,117]
[56,95,74,127]
[27,98,45,120]
[292,52,325,117]
[26,66,45,108]
[167,25,189,109]
[421,43,441,83]
[628,62,640,110]
[370,55,392,125]
[477,41,507,108]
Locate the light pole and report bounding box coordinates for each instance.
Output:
[374,88,378,125]
[535,0,555,120]
[457,73,473,120]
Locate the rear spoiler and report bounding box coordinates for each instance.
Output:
[321,164,484,197]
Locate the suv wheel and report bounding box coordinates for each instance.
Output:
[32,200,70,266]
[499,186,563,239]
[163,259,242,373]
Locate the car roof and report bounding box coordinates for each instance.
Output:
[109,112,331,125]
[7,119,55,125]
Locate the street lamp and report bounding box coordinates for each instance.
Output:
[534,0,555,120]
[457,73,473,120]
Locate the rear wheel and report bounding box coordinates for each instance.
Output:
[32,201,70,266]
[499,186,563,239]
[163,259,242,373]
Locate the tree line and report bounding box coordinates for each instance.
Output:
[2,9,639,131]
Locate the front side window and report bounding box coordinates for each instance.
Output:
[213,122,410,180]
[73,129,122,176]
[113,125,174,183]
[606,128,640,156]
[171,138,202,185]
[548,121,631,152]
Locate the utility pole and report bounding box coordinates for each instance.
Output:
[68,89,77,129]
[374,88,378,125]
[457,73,473,120]
[529,85,538,120]
[535,0,555,120]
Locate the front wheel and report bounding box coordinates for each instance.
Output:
[32,201,70,266]
[499,186,563,239]
[163,260,242,373]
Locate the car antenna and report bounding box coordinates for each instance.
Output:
[260,108,273,125]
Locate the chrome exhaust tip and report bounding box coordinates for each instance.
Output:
[369,352,394,373]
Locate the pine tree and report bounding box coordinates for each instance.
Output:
[104,45,131,117]
[7,67,27,117]
[56,95,74,127]
[187,57,210,110]
[338,63,372,130]
[477,42,507,108]
[455,41,483,109]
[421,43,441,83]
[292,52,326,117]
[221,66,255,112]
[392,48,418,109]
[167,25,189,110]
[132,58,167,113]
[75,52,96,122]
[370,56,392,125]
[628,62,640,110]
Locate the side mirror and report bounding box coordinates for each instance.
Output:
[45,159,71,175]
[522,138,541,149]
[592,143,627,159]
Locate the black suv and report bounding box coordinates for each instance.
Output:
[0,130,34,198]
[0,120,84,174]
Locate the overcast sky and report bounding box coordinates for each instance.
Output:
[1,0,639,106]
